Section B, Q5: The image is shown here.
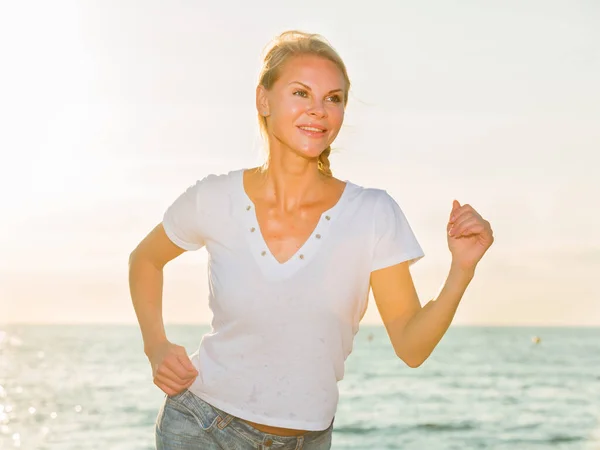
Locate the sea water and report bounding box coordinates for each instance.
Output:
[0,325,599,449]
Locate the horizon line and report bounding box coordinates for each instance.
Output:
[1,322,599,328]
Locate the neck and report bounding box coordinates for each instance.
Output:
[256,153,329,213]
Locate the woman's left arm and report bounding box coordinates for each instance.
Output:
[370,200,494,368]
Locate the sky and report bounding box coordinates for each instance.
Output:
[0,1,598,326]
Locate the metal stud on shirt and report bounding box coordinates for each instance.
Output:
[250,227,255,232]
[261,251,267,256]
[299,254,304,260]
[246,205,252,211]
[325,215,331,220]
[316,234,321,239]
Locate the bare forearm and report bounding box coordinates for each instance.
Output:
[128,254,168,355]
[400,263,475,367]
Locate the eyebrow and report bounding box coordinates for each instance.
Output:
[288,81,343,95]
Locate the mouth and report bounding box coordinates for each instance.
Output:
[297,125,327,138]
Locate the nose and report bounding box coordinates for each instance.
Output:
[307,100,327,119]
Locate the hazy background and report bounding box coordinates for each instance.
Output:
[1,0,599,326]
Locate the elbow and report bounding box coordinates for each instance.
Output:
[405,359,424,368]
[129,243,147,266]
[395,349,424,368]
[128,250,138,267]
[129,248,147,270]
[402,356,424,368]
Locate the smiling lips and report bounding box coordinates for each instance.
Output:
[297,125,327,137]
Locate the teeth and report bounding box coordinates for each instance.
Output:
[299,126,324,132]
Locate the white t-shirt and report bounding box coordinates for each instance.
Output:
[162,169,424,431]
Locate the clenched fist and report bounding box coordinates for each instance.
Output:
[146,340,199,396]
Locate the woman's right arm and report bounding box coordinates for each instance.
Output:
[128,223,198,394]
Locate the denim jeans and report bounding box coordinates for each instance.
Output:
[155,389,334,449]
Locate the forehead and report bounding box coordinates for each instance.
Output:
[276,54,345,90]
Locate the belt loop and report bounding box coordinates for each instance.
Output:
[217,414,234,430]
[294,435,304,450]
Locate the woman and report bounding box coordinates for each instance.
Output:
[129,30,494,450]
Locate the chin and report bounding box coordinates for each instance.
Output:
[275,130,334,159]
[293,138,332,156]
[295,144,330,159]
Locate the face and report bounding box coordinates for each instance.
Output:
[257,54,346,160]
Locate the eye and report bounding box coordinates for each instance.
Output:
[327,95,342,103]
[293,89,308,98]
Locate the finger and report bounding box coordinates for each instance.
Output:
[155,371,195,391]
[450,200,461,221]
[449,214,475,236]
[452,217,481,236]
[451,199,461,215]
[450,211,473,228]
[176,353,199,375]
[161,357,198,381]
[451,206,482,226]
[483,219,493,234]
[451,217,479,236]
[156,362,196,385]
[156,383,177,397]
[456,222,485,238]
[154,376,187,395]
[161,377,195,397]
[451,202,473,223]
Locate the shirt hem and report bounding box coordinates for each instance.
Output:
[188,389,333,431]
[161,220,203,251]
[371,250,425,272]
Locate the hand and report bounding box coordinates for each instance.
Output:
[447,200,494,271]
[146,340,199,396]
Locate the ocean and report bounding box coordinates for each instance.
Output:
[0,324,598,450]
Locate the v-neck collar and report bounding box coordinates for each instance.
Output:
[236,169,353,280]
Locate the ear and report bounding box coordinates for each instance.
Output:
[256,85,270,117]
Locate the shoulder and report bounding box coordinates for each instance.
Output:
[344,182,411,233]
[167,169,243,214]
[196,169,242,191]
[182,169,243,203]
[345,180,396,211]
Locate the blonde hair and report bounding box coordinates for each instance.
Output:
[257,30,351,177]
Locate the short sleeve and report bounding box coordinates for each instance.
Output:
[371,191,425,271]
[162,178,209,251]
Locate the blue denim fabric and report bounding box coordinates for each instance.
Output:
[155,389,334,449]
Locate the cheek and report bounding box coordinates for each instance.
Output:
[287,104,305,119]
[274,96,304,118]
[270,100,306,136]
[329,108,345,131]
